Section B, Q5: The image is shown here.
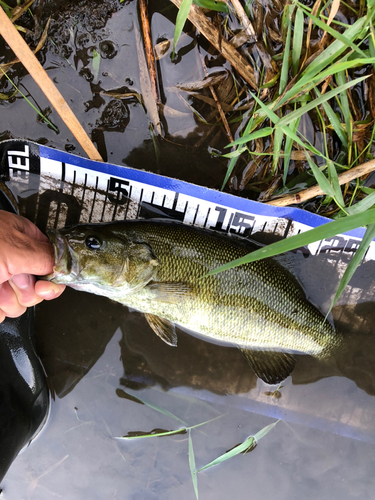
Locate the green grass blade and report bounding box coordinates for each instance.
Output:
[117,428,187,439]
[279,6,293,95]
[327,160,345,207]
[221,90,262,185]
[370,25,375,71]
[0,0,12,15]
[336,70,351,139]
[279,124,322,157]
[305,155,335,198]
[193,0,228,11]
[293,8,304,76]
[328,223,375,311]
[198,436,255,471]
[0,69,59,132]
[198,421,278,472]
[116,388,187,425]
[279,57,375,110]
[221,147,247,159]
[116,414,223,440]
[282,116,300,184]
[297,4,368,58]
[360,187,375,195]
[250,92,280,124]
[228,127,274,147]
[321,99,348,147]
[221,155,238,190]
[272,126,284,174]
[314,86,348,147]
[173,0,193,57]
[278,75,369,126]
[0,89,18,100]
[347,191,375,215]
[253,420,279,442]
[188,414,226,431]
[142,400,187,424]
[314,58,375,77]
[250,93,323,159]
[188,430,199,500]
[205,209,375,276]
[278,15,368,106]
[92,49,101,80]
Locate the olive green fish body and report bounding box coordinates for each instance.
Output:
[47,220,342,382]
[117,223,337,355]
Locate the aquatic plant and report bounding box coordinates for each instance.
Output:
[171,0,375,307]
[115,388,278,500]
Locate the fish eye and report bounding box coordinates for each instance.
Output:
[85,235,102,250]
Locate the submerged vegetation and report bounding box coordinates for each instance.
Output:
[115,388,278,500]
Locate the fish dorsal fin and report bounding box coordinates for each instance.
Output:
[146,282,194,304]
[145,313,178,347]
[240,348,296,385]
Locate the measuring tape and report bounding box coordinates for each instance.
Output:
[0,139,373,264]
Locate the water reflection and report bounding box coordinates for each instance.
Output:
[33,253,375,445]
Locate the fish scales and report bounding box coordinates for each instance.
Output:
[46,220,342,382]
[119,222,336,355]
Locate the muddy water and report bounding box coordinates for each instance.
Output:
[1,1,375,499]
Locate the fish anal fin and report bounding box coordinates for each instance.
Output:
[146,281,194,304]
[240,348,296,385]
[145,313,177,347]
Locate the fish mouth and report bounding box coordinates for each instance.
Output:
[43,229,76,282]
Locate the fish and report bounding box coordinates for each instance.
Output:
[45,219,342,385]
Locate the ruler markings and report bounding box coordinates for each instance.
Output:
[19,156,375,263]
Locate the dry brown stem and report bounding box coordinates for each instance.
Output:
[199,53,233,143]
[169,0,257,90]
[134,23,162,135]
[209,83,233,142]
[228,0,256,40]
[11,0,36,23]
[0,17,51,78]
[139,0,160,104]
[301,0,322,68]
[266,159,375,207]
[0,7,103,161]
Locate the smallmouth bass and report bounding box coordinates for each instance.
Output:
[45,219,342,384]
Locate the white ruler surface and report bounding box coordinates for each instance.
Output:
[1,140,374,264]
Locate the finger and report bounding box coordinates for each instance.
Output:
[34,280,66,300]
[1,237,54,279]
[0,281,27,318]
[0,212,54,280]
[0,309,5,324]
[9,274,44,308]
[0,210,49,243]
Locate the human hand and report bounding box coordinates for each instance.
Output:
[0,210,65,322]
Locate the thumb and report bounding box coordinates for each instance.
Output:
[3,236,55,279]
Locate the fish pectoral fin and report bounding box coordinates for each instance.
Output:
[145,282,194,304]
[239,348,296,385]
[145,313,178,347]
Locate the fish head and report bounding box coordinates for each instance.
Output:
[45,224,159,295]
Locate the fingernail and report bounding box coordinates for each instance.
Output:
[37,288,57,299]
[11,274,32,289]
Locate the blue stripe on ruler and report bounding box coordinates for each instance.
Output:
[39,145,368,240]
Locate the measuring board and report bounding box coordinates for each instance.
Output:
[0,139,373,264]
[1,140,375,444]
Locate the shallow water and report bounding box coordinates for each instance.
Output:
[2,278,375,500]
[1,1,375,499]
